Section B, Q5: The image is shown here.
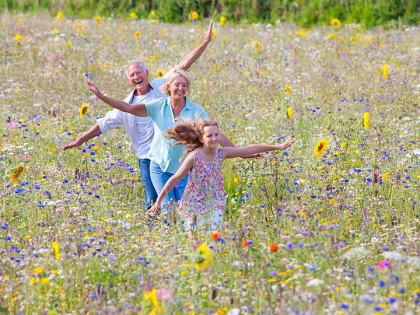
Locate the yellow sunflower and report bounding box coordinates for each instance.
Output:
[220,16,226,26]
[95,16,101,24]
[134,31,141,39]
[130,12,137,19]
[287,106,293,119]
[363,112,370,130]
[11,166,25,183]
[330,18,341,28]
[156,69,164,78]
[194,243,212,270]
[191,11,199,20]
[80,103,89,117]
[314,139,328,157]
[285,84,291,95]
[381,64,389,80]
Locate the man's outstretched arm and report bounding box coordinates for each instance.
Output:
[63,123,101,150]
[176,20,214,71]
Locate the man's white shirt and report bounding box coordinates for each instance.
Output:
[97,77,166,159]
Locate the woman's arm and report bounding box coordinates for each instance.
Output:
[148,154,195,214]
[176,21,213,71]
[86,81,148,117]
[222,141,294,159]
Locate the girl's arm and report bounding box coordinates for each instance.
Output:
[148,154,195,215]
[222,141,294,159]
[86,81,148,117]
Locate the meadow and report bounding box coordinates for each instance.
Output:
[0,12,419,314]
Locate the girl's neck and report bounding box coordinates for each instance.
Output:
[201,145,217,156]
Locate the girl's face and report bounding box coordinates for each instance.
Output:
[167,75,188,101]
[201,125,220,150]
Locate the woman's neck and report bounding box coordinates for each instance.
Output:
[170,96,186,116]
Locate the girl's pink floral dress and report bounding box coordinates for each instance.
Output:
[181,148,226,219]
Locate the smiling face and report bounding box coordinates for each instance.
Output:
[166,75,189,101]
[127,63,150,95]
[200,125,220,150]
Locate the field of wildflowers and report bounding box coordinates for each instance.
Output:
[0,12,419,314]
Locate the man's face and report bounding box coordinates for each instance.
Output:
[127,63,150,95]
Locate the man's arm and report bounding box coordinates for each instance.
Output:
[176,21,213,71]
[63,123,101,150]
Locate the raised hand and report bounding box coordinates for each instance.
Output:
[86,81,102,97]
[205,20,214,42]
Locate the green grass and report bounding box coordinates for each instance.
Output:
[0,13,419,313]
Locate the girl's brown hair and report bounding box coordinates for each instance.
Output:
[165,116,219,159]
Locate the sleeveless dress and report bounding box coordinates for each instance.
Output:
[181,148,226,223]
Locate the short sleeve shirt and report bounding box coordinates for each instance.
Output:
[146,96,208,174]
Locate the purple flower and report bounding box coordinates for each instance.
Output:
[285,241,294,250]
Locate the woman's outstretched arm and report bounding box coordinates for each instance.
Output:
[222,141,294,159]
[86,81,148,117]
[148,154,195,215]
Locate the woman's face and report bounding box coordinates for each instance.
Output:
[167,75,188,101]
[201,125,220,150]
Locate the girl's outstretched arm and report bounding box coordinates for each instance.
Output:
[222,141,294,159]
[148,154,195,215]
[86,81,148,117]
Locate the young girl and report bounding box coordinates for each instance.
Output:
[149,117,294,229]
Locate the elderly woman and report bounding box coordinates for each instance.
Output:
[86,69,234,204]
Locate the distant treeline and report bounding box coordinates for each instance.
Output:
[2,0,419,27]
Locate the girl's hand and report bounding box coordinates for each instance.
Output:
[278,141,295,150]
[147,203,161,216]
[86,81,102,97]
[205,20,214,43]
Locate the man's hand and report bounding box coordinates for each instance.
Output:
[63,138,82,150]
[86,81,102,97]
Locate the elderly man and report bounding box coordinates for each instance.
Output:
[63,22,215,209]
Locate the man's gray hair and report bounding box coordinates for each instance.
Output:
[125,60,148,77]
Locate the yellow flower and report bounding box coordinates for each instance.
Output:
[381,64,389,79]
[382,172,390,181]
[40,278,50,285]
[15,33,24,41]
[80,103,89,117]
[11,166,24,183]
[29,278,37,285]
[314,139,328,157]
[212,29,216,37]
[33,267,43,274]
[130,12,137,19]
[285,84,291,95]
[68,41,72,49]
[161,28,166,35]
[254,40,261,51]
[135,31,141,39]
[57,11,63,21]
[143,288,164,312]
[52,242,60,262]
[287,106,293,119]
[16,86,20,95]
[194,242,212,270]
[95,16,101,24]
[191,11,199,20]
[329,199,336,205]
[363,112,370,130]
[220,16,226,26]
[331,18,341,28]
[151,10,156,18]
[53,28,59,34]
[156,70,164,78]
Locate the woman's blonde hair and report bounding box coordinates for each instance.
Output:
[165,116,219,159]
[159,68,191,95]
